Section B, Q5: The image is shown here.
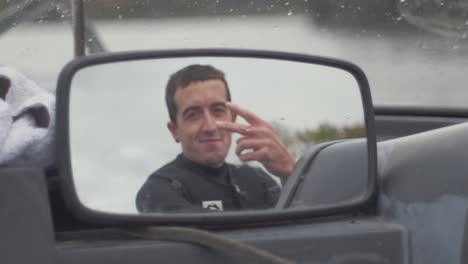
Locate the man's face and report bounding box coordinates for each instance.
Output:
[168,79,233,168]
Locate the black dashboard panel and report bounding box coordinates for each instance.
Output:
[375,107,468,141]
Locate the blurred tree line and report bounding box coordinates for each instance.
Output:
[271,121,365,158]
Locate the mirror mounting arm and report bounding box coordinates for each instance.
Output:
[72,0,85,57]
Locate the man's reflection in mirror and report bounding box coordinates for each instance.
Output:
[136,65,296,212]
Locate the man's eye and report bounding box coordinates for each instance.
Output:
[212,106,227,115]
[185,111,199,120]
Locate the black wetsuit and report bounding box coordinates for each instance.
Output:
[136,154,281,213]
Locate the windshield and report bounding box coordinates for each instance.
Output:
[1,0,467,108]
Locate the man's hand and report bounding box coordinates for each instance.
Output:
[216,102,296,184]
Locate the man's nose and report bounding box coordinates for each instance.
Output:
[202,111,217,132]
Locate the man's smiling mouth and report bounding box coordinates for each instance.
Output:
[199,138,222,143]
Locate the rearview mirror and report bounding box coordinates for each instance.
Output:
[57,49,376,225]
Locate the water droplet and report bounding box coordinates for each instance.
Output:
[229,8,234,12]
[440,2,444,6]
[116,5,121,10]
[287,10,293,16]
[270,4,275,8]
[284,2,290,6]
[399,0,406,2]
[340,4,345,8]
[395,16,403,21]
[304,0,308,2]
[130,8,134,12]
[87,38,93,42]
[216,0,220,3]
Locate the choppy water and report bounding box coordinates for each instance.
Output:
[2,16,467,107]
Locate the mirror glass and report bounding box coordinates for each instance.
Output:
[69,56,365,214]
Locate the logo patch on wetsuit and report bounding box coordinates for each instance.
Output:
[202,200,223,211]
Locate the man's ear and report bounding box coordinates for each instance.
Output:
[167,121,180,143]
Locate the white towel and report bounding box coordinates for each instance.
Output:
[0,66,55,167]
[0,100,12,150]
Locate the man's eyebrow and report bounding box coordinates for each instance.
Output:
[210,102,227,108]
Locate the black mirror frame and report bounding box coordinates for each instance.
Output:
[56,49,377,227]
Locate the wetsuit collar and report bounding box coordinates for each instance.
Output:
[176,154,228,178]
[176,154,244,208]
